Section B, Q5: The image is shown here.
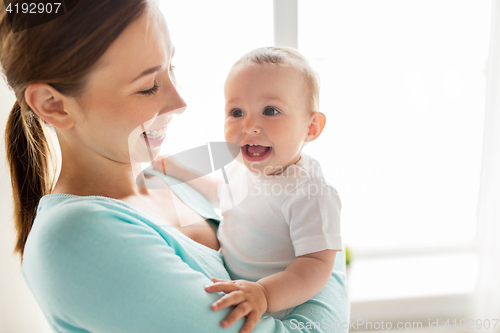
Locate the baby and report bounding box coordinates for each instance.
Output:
[155,46,342,333]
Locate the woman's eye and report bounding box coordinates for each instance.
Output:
[169,65,176,72]
[263,107,279,116]
[231,109,244,118]
[139,82,159,96]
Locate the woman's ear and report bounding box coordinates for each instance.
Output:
[25,83,75,130]
[305,111,326,142]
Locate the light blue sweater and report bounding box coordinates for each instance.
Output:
[23,171,350,332]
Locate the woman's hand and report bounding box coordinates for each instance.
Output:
[205,277,268,333]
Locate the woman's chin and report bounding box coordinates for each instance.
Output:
[129,139,162,163]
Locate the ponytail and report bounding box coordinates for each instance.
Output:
[1,0,149,260]
[5,100,56,258]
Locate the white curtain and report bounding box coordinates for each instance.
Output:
[473,1,500,330]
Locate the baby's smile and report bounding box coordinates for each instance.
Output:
[241,144,272,162]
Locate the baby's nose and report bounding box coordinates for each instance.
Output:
[242,118,261,134]
[243,127,261,134]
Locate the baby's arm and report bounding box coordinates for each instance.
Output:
[258,249,337,313]
[205,249,337,333]
[152,155,220,208]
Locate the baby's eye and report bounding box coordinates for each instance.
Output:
[231,109,244,118]
[263,107,279,116]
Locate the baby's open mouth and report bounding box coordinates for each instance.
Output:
[245,144,270,156]
[242,144,272,161]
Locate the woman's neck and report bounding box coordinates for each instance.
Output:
[52,140,150,199]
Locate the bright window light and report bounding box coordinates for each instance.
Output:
[349,253,479,301]
[159,1,274,154]
[298,0,492,248]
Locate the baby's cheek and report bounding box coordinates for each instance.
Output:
[224,126,233,137]
[223,122,236,140]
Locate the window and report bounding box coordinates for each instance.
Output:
[295,0,492,319]
[298,0,490,249]
[159,1,274,153]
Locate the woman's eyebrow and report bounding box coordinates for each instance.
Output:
[130,65,163,84]
[129,46,175,84]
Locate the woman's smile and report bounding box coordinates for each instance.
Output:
[140,124,168,147]
[135,111,180,153]
[142,124,168,140]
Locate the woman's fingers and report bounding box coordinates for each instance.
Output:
[220,303,252,329]
[240,312,260,333]
[211,291,245,311]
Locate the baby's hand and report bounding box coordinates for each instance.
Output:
[151,154,186,180]
[151,154,174,174]
[205,277,268,333]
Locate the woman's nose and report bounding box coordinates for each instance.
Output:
[161,79,187,116]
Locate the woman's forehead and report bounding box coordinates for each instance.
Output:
[88,9,173,89]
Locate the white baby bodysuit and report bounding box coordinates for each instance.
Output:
[217,153,343,319]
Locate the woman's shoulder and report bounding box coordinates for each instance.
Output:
[23,194,186,297]
[38,193,140,214]
[24,195,155,267]
[32,194,140,237]
[24,193,222,275]
[36,193,138,215]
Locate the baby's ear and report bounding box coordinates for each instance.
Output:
[305,111,326,142]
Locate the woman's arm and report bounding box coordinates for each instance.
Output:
[23,201,349,333]
[23,201,242,333]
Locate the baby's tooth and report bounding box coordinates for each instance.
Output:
[152,130,158,136]
[146,131,151,134]
[158,129,163,136]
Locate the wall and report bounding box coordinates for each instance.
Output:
[0,80,51,333]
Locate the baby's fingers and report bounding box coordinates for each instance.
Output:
[240,312,260,333]
[211,277,230,283]
[211,291,245,311]
[205,281,238,294]
[151,155,178,174]
[220,303,252,329]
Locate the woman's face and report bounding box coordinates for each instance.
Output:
[68,7,185,164]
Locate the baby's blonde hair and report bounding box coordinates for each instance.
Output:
[232,46,320,113]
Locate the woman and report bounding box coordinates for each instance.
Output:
[1,1,349,332]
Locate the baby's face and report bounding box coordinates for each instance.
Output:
[224,62,312,175]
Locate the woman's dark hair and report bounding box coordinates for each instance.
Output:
[0,0,151,258]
